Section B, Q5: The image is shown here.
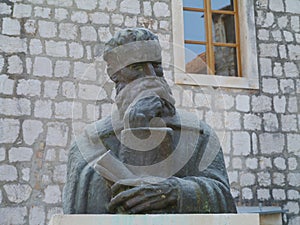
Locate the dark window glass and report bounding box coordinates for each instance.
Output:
[212,14,236,43]
[214,46,237,76]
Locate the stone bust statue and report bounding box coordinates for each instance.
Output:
[63,28,237,214]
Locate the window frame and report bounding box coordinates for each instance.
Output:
[172,0,259,89]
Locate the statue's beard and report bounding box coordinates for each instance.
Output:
[114,77,176,128]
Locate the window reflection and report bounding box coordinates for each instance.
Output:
[211,0,233,11]
[212,14,236,43]
[183,0,204,8]
[184,11,206,41]
[185,44,208,74]
[214,47,237,76]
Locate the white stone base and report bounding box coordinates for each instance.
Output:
[49,214,260,225]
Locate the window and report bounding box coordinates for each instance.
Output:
[172,0,259,89]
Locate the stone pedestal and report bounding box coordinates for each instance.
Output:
[49,214,260,225]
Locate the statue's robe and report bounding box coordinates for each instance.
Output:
[63,110,237,214]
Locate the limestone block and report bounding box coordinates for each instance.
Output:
[17,79,41,96]
[46,122,69,147]
[22,120,43,145]
[49,214,260,225]
[2,18,20,35]
[55,8,68,21]
[89,12,110,25]
[33,57,53,77]
[75,0,97,10]
[120,0,140,14]
[0,75,15,95]
[0,35,26,53]
[8,56,23,75]
[44,80,59,99]
[59,23,78,40]
[13,3,32,18]
[0,207,27,224]
[99,0,117,11]
[71,11,88,23]
[0,119,20,143]
[0,98,31,116]
[38,21,57,38]
[9,147,33,162]
[34,6,51,18]
[46,41,67,57]
[44,185,61,204]
[232,131,250,156]
[68,42,84,58]
[0,165,18,181]
[286,0,300,14]
[259,133,284,154]
[153,2,170,17]
[4,184,32,203]
[29,206,46,225]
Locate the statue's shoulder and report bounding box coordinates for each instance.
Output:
[84,116,114,144]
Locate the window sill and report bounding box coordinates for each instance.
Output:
[175,72,259,90]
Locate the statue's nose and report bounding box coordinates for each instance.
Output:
[143,63,156,77]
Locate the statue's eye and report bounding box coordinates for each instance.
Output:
[128,64,143,71]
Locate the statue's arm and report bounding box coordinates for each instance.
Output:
[174,149,236,213]
[63,142,111,214]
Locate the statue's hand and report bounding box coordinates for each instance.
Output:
[125,95,175,128]
[108,178,179,213]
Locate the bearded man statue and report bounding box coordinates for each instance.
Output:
[63,28,237,214]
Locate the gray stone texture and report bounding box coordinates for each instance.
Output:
[0,0,298,224]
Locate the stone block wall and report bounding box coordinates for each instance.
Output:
[0,0,299,225]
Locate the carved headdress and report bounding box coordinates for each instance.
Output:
[103,28,162,78]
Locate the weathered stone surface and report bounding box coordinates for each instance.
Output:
[240,173,255,186]
[0,35,26,53]
[34,100,52,118]
[33,57,53,77]
[4,184,32,203]
[44,80,59,99]
[22,120,43,145]
[8,55,23,74]
[53,165,67,183]
[251,96,272,112]
[38,21,57,38]
[59,23,78,40]
[46,122,69,147]
[0,119,20,143]
[263,113,279,131]
[0,165,18,181]
[44,185,61,203]
[153,2,170,17]
[286,0,300,14]
[9,147,33,162]
[35,6,51,19]
[2,18,21,35]
[269,0,284,12]
[13,3,32,18]
[29,206,46,225]
[75,0,97,10]
[120,0,140,14]
[78,84,107,100]
[46,41,67,57]
[54,61,70,77]
[17,79,41,96]
[259,133,284,154]
[0,207,27,224]
[55,102,82,119]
